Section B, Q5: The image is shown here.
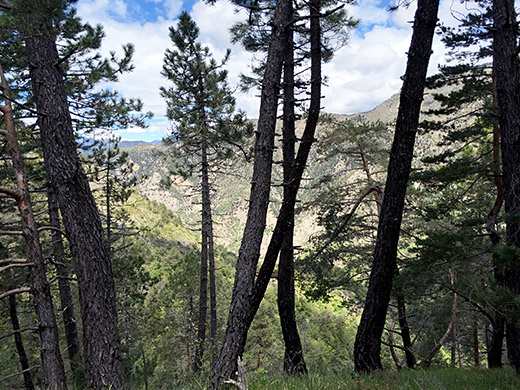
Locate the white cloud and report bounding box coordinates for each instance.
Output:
[348,0,390,26]
[163,0,184,19]
[74,0,483,140]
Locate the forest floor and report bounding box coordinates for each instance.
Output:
[243,368,520,390]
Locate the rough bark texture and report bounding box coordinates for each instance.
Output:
[1,64,67,390]
[192,146,209,372]
[47,186,83,377]
[353,0,440,372]
[493,0,520,374]
[210,0,294,387]
[23,3,125,386]
[277,6,307,373]
[9,294,35,390]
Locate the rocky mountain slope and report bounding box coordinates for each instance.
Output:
[124,86,471,252]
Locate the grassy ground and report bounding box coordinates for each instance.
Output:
[243,368,520,390]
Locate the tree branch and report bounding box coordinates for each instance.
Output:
[0,258,27,266]
[0,263,33,273]
[0,186,21,200]
[0,230,23,236]
[0,287,31,300]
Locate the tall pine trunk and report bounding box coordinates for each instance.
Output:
[1,63,67,390]
[22,3,125,386]
[492,0,520,373]
[354,0,440,372]
[210,1,321,386]
[277,0,307,374]
[47,186,83,377]
[210,0,293,387]
[192,145,210,372]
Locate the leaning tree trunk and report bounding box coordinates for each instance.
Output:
[192,145,209,373]
[210,0,292,387]
[22,3,125,387]
[9,294,35,390]
[1,63,67,390]
[277,1,307,373]
[492,0,520,373]
[47,186,83,377]
[210,1,321,387]
[353,0,440,372]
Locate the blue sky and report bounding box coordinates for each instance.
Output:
[75,0,475,142]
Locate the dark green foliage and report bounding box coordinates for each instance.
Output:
[299,117,390,303]
[160,11,251,176]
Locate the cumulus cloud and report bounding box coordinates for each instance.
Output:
[74,0,481,140]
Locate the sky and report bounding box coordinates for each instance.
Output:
[74,0,481,142]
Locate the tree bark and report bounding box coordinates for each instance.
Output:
[22,2,125,386]
[1,63,67,390]
[192,146,209,373]
[9,294,35,390]
[210,0,293,387]
[354,0,440,372]
[47,186,83,378]
[277,0,307,375]
[492,0,520,373]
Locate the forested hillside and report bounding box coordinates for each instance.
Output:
[2,0,520,390]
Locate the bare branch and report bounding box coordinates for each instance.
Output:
[0,287,31,300]
[0,258,27,266]
[0,263,33,273]
[0,327,39,341]
[38,226,66,236]
[0,366,40,383]
[0,230,23,236]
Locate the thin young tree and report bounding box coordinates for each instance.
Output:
[161,11,250,372]
[1,62,67,389]
[354,0,440,372]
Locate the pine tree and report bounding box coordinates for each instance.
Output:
[0,62,67,390]
[210,0,293,386]
[161,11,251,372]
[354,0,440,372]
[228,0,356,376]
[1,1,151,386]
[11,0,128,386]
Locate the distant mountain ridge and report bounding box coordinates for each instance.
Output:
[124,85,468,251]
[119,139,162,148]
